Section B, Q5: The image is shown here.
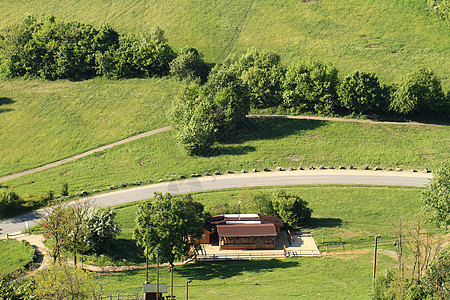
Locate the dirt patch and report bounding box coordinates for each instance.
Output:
[303,0,321,3]
[321,248,369,257]
[287,154,304,161]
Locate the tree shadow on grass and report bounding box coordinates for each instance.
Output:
[306,217,343,229]
[108,239,145,265]
[0,97,15,114]
[177,259,299,281]
[197,117,327,157]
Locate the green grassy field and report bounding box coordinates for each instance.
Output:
[2,117,448,196]
[78,185,428,267]
[0,0,448,90]
[0,239,35,277]
[97,254,396,299]
[0,78,182,176]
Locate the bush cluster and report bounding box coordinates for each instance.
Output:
[0,16,183,80]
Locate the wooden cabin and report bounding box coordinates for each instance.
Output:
[201,214,283,250]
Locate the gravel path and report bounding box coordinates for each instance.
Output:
[0,126,172,183]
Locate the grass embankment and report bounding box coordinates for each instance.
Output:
[3,117,448,196]
[80,185,427,266]
[0,78,182,177]
[96,185,432,299]
[0,0,448,90]
[0,239,35,277]
[98,254,394,299]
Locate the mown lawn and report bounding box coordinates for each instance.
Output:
[3,117,448,196]
[0,0,448,90]
[0,78,182,176]
[97,252,395,299]
[0,239,35,277]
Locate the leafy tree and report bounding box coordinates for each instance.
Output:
[0,189,22,219]
[338,71,385,114]
[282,60,339,114]
[170,46,208,82]
[85,208,120,253]
[40,204,71,262]
[134,192,205,267]
[61,182,69,197]
[170,83,217,154]
[271,190,313,226]
[242,190,277,215]
[237,48,285,108]
[206,61,250,139]
[34,262,100,299]
[390,67,446,117]
[422,160,450,228]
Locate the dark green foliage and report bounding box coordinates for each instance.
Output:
[389,67,447,117]
[0,16,175,80]
[0,189,23,219]
[170,84,217,155]
[60,182,68,197]
[134,192,205,265]
[271,190,313,226]
[207,59,250,135]
[428,0,450,24]
[282,60,339,114]
[338,71,385,114]
[235,48,285,108]
[170,46,208,82]
[422,160,450,228]
[0,277,35,300]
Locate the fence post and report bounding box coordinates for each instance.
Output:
[110,294,112,300]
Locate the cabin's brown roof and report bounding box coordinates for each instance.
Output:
[217,224,277,237]
[207,214,282,227]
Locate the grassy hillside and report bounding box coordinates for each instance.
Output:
[0,78,182,176]
[3,118,448,196]
[0,0,449,90]
[0,239,35,277]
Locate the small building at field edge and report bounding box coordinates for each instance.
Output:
[200,214,283,250]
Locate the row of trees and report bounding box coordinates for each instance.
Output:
[171,48,449,155]
[0,16,178,80]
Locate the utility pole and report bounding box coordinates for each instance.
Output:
[373,235,381,290]
[186,280,192,300]
[156,248,160,299]
[146,224,150,284]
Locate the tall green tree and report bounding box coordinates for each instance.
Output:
[134,193,205,267]
[422,160,450,229]
[282,60,339,114]
[390,67,446,117]
[338,71,384,114]
[271,190,313,226]
[169,46,208,82]
[170,83,217,155]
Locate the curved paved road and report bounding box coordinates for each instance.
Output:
[0,170,431,238]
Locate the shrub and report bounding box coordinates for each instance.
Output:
[170,46,208,82]
[282,60,339,114]
[389,67,446,117]
[271,190,313,226]
[338,71,385,114]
